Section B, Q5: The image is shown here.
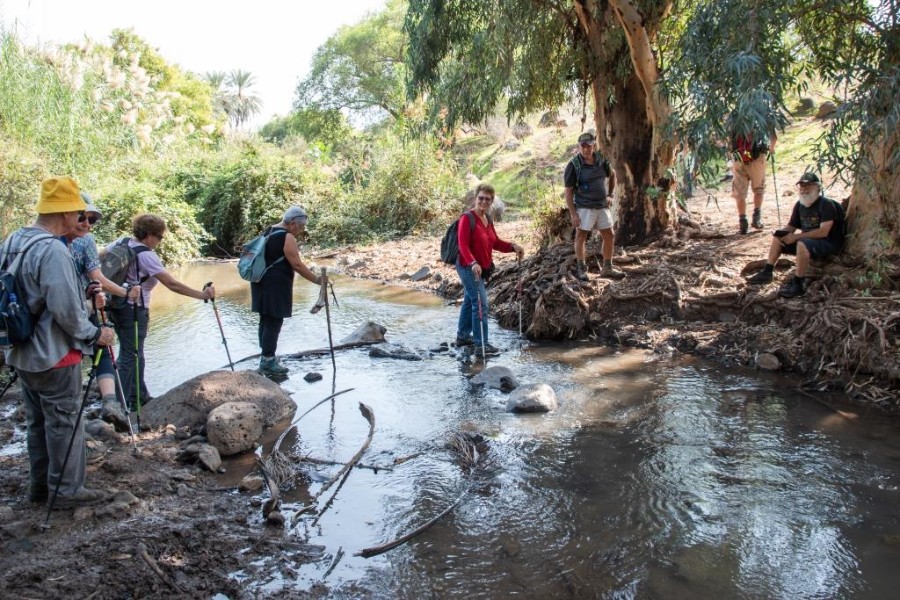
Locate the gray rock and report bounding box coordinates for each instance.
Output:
[410,266,431,282]
[141,370,295,430]
[506,383,558,413]
[207,402,264,456]
[503,139,521,151]
[239,475,265,492]
[369,344,424,361]
[340,321,387,344]
[512,122,533,140]
[304,372,323,383]
[756,353,782,371]
[198,444,222,472]
[538,111,559,127]
[471,366,519,392]
[0,520,30,539]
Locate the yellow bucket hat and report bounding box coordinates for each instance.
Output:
[36,176,87,214]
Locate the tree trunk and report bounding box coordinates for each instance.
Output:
[846,112,900,260]
[576,0,675,246]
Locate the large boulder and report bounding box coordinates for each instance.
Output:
[341,321,387,344]
[506,383,558,413]
[471,366,519,392]
[141,370,295,429]
[207,402,264,456]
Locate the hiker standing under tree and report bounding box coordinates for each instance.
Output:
[730,124,777,234]
[1,177,116,509]
[454,184,524,357]
[251,206,321,377]
[564,131,625,281]
[105,214,215,407]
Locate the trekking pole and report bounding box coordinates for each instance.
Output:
[517,256,523,337]
[770,152,782,224]
[204,282,234,371]
[476,287,487,361]
[43,343,103,526]
[133,292,142,431]
[320,268,337,374]
[99,307,138,453]
[0,367,18,402]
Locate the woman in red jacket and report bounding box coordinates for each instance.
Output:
[455,184,524,356]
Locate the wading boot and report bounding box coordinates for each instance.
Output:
[51,487,109,510]
[739,215,749,235]
[100,394,131,433]
[259,356,289,376]
[454,336,475,347]
[747,266,774,284]
[575,260,589,282]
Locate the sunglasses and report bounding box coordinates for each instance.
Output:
[76,212,100,225]
[476,195,493,202]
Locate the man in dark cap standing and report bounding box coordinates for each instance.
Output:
[746,172,846,297]
[564,131,625,281]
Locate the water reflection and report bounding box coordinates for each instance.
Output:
[143,263,900,598]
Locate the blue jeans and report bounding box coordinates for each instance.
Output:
[456,263,490,346]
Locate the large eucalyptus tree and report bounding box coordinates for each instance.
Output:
[406,0,676,245]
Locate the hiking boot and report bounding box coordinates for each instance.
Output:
[474,343,501,357]
[100,398,131,433]
[51,487,109,510]
[739,216,749,235]
[575,261,589,282]
[778,276,806,298]
[600,263,626,279]
[29,484,48,503]
[454,336,475,347]
[747,268,774,284]
[752,209,764,229]
[259,356,289,376]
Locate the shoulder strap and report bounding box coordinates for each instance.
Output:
[2,233,55,274]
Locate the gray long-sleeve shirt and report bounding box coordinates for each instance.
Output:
[2,227,100,372]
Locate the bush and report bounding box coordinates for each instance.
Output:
[0,138,48,238]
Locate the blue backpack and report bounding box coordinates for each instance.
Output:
[0,233,54,350]
[238,228,288,282]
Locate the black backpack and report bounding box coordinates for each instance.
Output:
[100,237,150,309]
[823,197,848,247]
[0,233,54,350]
[440,211,492,265]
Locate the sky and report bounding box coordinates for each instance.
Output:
[0,0,387,128]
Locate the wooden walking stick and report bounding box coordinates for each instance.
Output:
[316,267,336,374]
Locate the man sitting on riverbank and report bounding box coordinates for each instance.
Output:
[746,172,846,298]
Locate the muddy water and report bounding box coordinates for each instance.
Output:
[145,262,900,598]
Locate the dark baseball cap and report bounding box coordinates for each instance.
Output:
[797,172,820,185]
[577,132,596,145]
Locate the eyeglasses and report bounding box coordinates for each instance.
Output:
[76,210,86,221]
[579,143,594,148]
[476,195,493,202]
[78,214,100,225]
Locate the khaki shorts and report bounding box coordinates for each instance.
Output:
[576,207,613,231]
[732,155,767,201]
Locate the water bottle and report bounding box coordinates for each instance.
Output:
[0,292,12,351]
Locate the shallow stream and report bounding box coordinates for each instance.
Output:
[143,262,900,598]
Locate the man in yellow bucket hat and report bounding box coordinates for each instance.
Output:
[0,176,117,509]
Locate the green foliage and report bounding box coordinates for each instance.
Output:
[169,147,336,254]
[315,133,464,245]
[295,0,408,123]
[259,107,353,150]
[91,173,208,266]
[0,138,47,237]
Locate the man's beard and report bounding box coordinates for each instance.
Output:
[799,189,819,207]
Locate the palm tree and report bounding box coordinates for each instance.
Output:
[202,71,230,117]
[225,69,261,129]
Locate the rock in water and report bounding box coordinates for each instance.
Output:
[506,383,558,413]
[340,321,387,344]
[756,353,781,371]
[207,402,264,456]
[369,344,424,361]
[471,366,519,392]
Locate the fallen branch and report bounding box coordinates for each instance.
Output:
[297,403,375,521]
[299,456,392,473]
[284,340,381,359]
[322,546,345,580]
[137,543,182,593]
[355,487,470,558]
